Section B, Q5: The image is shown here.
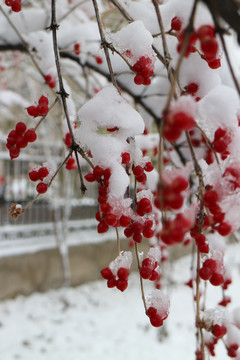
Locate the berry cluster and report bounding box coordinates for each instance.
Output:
[199,258,224,286]
[163,110,195,142]
[6,122,37,159]
[146,290,170,328]
[197,25,221,69]
[5,0,21,12]
[100,251,132,292]
[66,157,77,170]
[74,43,81,55]
[132,56,154,86]
[227,343,239,358]
[133,162,153,183]
[160,213,192,245]
[26,95,49,117]
[101,266,130,292]
[44,74,56,89]
[29,166,49,194]
[124,218,154,243]
[212,128,231,160]
[203,186,232,236]
[140,257,160,281]
[154,176,189,210]
[193,233,209,254]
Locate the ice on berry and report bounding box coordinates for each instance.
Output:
[147,289,170,318]
[108,251,133,277]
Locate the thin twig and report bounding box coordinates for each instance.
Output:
[116,228,120,255]
[92,0,119,91]
[135,243,147,313]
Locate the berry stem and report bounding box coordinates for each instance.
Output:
[135,243,147,314]
[116,228,120,256]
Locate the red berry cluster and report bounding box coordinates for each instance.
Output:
[227,343,239,358]
[163,111,195,142]
[212,128,231,160]
[132,56,154,86]
[29,166,49,194]
[101,266,130,292]
[154,176,189,210]
[185,82,200,102]
[199,258,224,286]
[124,218,154,243]
[26,95,49,117]
[74,43,81,55]
[218,296,231,307]
[203,186,232,236]
[140,258,159,281]
[44,74,56,89]
[177,30,198,57]
[5,0,21,12]
[66,157,77,170]
[133,162,153,183]
[6,122,37,159]
[193,233,209,253]
[160,213,192,245]
[205,336,218,357]
[197,25,221,69]
[147,306,168,328]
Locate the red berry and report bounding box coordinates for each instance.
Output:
[10,147,20,160]
[107,277,116,288]
[171,16,182,32]
[97,221,109,233]
[121,152,130,164]
[208,58,221,69]
[38,95,48,105]
[143,228,154,238]
[140,267,152,279]
[197,25,215,41]
[117,267,129,280]
[24,129,37,142]
[133,233,142,243]
[101,267,113,280]
[85,173,96,182]
[216,222,231,236]
[93,166,104,179]
[74,43,81,55]
[105,213,118,227]
[203,190,218,206]
[199,266,213,280]
[212,324,227,338]
[201,38,218,60]
[95,55,103,64]
[186,82,199,95]
[12,0,21,12]
[36,182,48,194]
[29,170,40,182]
[149,314,163,327]
[133,165,144,177]
[119,215,131,227]
[15,122,27,134]
[134,74,144,85]
[116,279,128,292]
[210,272,224,286]
[144,162,154,172]
[38,167,49,180]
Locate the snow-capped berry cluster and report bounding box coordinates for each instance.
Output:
[6,122,37,159]
[44,74,56,89]
[5,0,21,12]
[29,166,49,194]
[140,248,161,281]
[100,251,132,292]
[146,290,170,327]
[26,95,49,117]
[132,56,154,86]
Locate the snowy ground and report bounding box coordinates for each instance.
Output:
[0,243,239,360]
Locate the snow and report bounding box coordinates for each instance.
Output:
[0,243,239,360]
